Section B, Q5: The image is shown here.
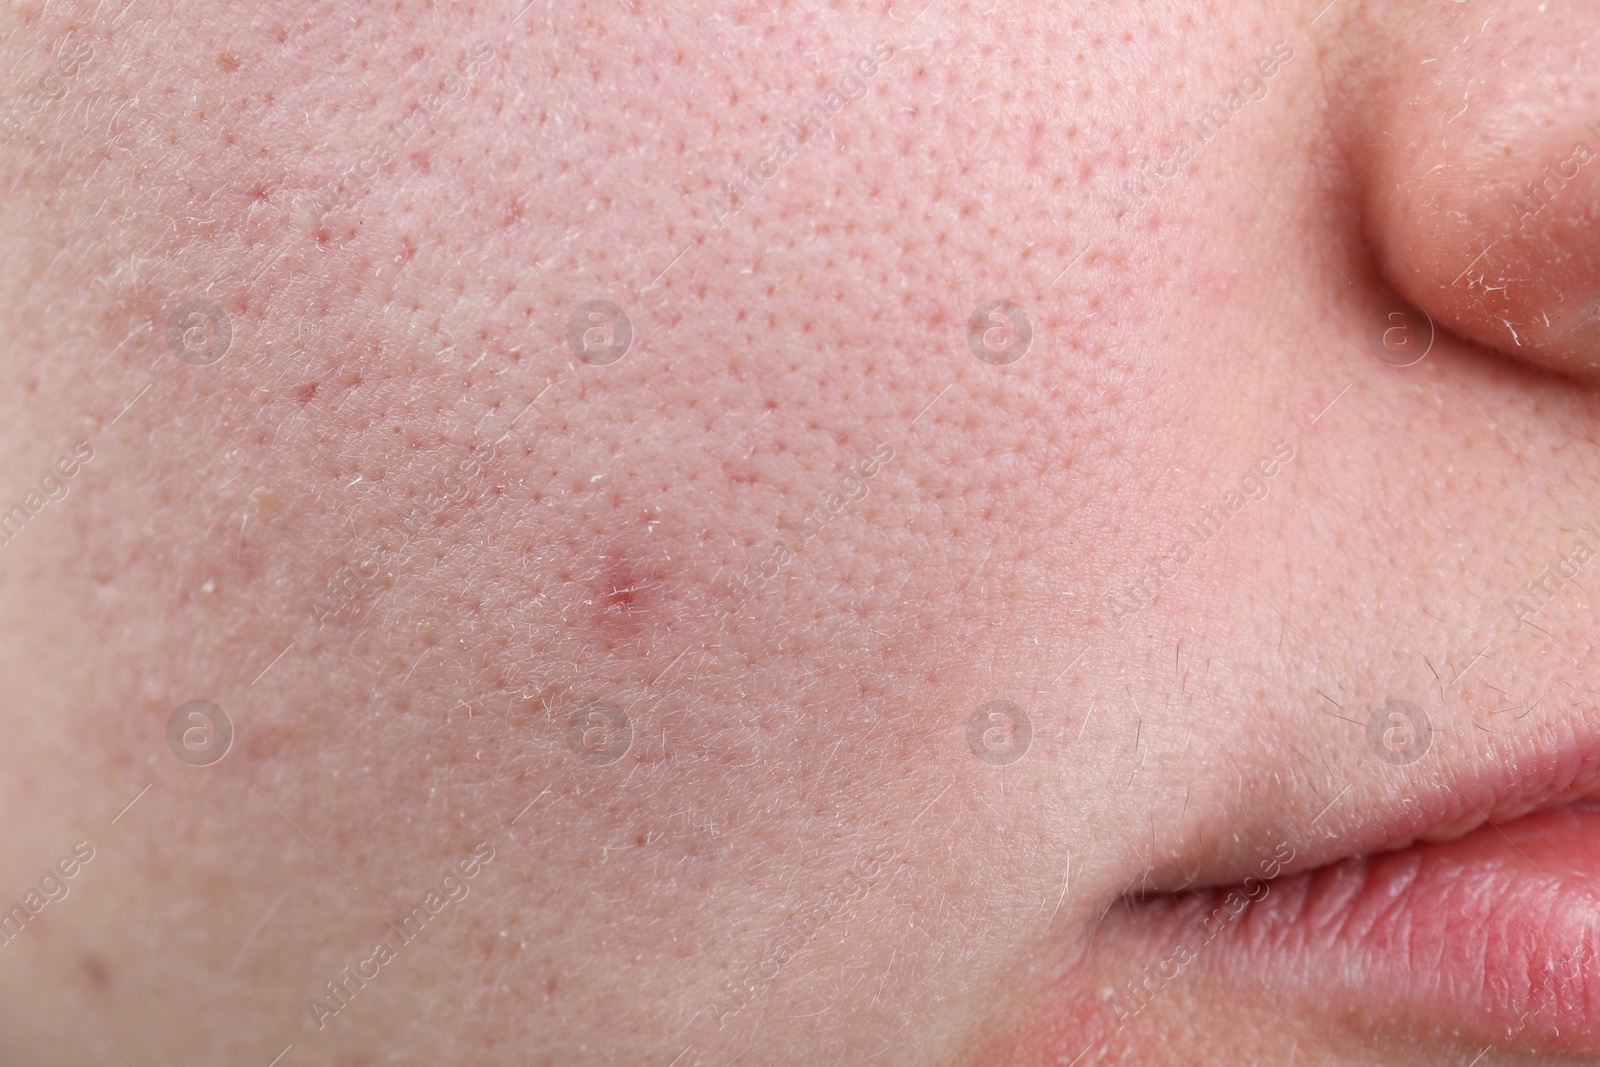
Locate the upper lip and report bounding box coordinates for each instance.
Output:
[1303,711,1600,868]
[1135,806,1600,1057]
[970,693,1600,1065]
[1156,702,1600,898]
[1064,711,1600,1062]
[1208,698,1600,1046]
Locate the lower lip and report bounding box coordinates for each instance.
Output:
[1175,806,1600,1054]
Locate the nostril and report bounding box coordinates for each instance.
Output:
[1353,4,1600,378]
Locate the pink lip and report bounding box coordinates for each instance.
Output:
[978,726,1600,1065]
[1141,805,1600,1055]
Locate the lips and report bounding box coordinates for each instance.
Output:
[1147,719,1600,1060]
[977,720,1600,1066]
[1136,805,1600,1056]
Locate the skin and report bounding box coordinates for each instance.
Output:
[0,0,1598,1064]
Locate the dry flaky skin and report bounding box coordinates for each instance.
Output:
[1,0,1599,1064]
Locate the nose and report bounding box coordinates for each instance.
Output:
[1353,1,1600,378]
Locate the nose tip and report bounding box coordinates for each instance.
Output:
[1355,3,1600,378]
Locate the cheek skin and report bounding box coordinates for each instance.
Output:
[0,0,1182,807]
[0,3,1183,1063]
[0,0,1371,1056]
[11,1,1600,1066]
